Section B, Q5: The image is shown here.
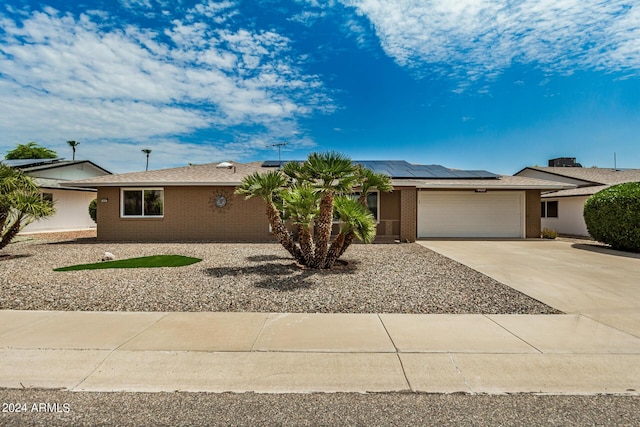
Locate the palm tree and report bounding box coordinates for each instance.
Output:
[280,183,321,266]
[236,170,304,264]
[302,151,357,268]
[0,165,55,250]
[67,140,80,161]
[356,165,393,203]
[237,151,391,269]
[142,149,152,171]
[325,196,376,267]
[334,166,393,259]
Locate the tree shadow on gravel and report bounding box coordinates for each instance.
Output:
[245,254,292,262]
[45,238,99,245]
[204,262,313,291]
[204,262,301,278]
[253,270,318,291]
[0,253,33,261]
[203,257,360,291]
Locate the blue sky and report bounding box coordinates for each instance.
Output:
[1,0,639,174]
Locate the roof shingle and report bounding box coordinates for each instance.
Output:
[526,166,640,186]
[68,161,264,187]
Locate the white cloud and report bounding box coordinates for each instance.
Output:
[119,0,154,10]
[288,10,326,26]
[0,4,332,170]
[187,0,238,23]
[340,0,640,78]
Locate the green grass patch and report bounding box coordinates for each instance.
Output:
[54,255,202,271]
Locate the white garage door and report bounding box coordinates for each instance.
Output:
[418,191,524,238]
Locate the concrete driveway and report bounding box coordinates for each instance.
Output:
[417,240,640,337]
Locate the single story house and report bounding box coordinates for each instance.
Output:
[67,160,571,242]
[3,158,111,233]
[515,159,640,236]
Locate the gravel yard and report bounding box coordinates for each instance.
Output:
[1,234,560,314]
[1,389,638,427]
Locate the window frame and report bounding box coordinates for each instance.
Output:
[546,200,558,218]
[120,188,165,218]
[541,200,558,219]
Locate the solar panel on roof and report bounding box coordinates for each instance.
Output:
[262,159,499,179]
[3,158,65,168]
[262,160,283,167]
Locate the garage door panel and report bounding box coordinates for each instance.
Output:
[418,191,524,238]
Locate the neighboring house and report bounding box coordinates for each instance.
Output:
[515,159,640,236]
[3,158,112,233]
[67,160,571,242]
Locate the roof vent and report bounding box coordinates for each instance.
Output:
[216,161,233,169]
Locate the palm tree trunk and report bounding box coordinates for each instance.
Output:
[324,232,346,268]
[336,230,356,259]
[297,225,315,267]
[331,193,366,260]
[265,202,304,264]
[0,218,21,250]
[312,192,334,268]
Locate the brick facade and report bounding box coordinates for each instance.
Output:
[97,186,271,242]
[399,187,417,242]
[95,185,541,242]
[525,189,542,238]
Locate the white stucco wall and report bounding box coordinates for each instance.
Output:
[542,196,590,237]
[21,189,97,233]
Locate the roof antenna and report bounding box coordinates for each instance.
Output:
[270,142,287,164]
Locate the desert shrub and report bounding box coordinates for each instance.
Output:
[541,228,558,239]
[88,199,97,223]
[583,182,640,252]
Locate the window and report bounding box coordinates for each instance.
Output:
[121,188,164,217]
[363,192,379,221]
[41,193,53,202]
[546,201,558,218]
[541,201,558,218]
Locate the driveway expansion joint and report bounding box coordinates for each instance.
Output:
[483,314,543,354]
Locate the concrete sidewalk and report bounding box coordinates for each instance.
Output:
[2,310,640,394]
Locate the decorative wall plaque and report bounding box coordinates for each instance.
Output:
[208,190,233,212]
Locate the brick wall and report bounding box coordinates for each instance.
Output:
[525,189,541,238]
[96,185,537,242]
[96,186,272,242]
[399,187,417,242]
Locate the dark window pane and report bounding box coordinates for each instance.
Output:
[367,193,378,220]
[123,190,142,216]
[144,190,163,216]
[547,201,558,218]
[541,202,546,218]
[41,193,53,202]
